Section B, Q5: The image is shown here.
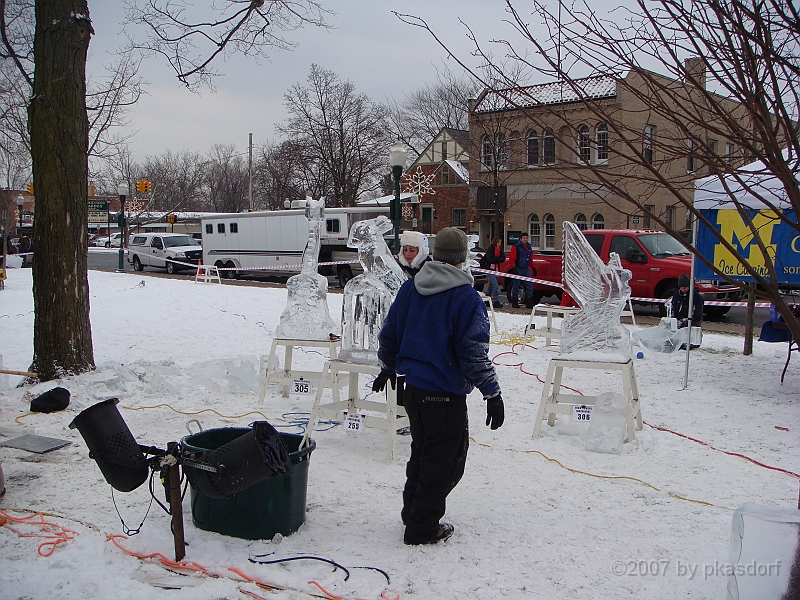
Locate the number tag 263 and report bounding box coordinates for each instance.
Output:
[344,411,364,433]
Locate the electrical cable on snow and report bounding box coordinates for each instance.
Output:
[0,509,79,556]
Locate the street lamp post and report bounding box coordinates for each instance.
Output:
[117,183,128,272]
[388,142,407,256]
[16,196,23,236]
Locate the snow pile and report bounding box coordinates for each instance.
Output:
[0,268,798,599]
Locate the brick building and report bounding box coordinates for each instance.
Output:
[468,61,749,250]
[401,127,472,235]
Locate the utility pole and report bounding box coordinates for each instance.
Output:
[248,133,253,212]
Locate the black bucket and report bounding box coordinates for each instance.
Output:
[180,421,290,499]
[181,428,314,540]
[68,398,149,492]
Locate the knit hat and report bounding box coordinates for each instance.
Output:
[399,231,430,268]
[433,227,468,265]
[678,273,690,288]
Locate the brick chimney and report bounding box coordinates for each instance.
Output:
[684,57,706,90]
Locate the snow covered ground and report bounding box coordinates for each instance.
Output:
[0,268,798,599]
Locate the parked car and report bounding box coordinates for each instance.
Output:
[104,233,124,248]
[127,233,203,274]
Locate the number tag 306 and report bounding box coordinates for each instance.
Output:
[344,412,364,433]
[291,379,311,395]
[572,405,593,422]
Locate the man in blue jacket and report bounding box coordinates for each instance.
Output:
[375,227,504,545]
[508,233,535,309]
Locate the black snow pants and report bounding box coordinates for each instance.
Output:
[401,383,469,544]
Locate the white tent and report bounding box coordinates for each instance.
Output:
[693,149,795,210]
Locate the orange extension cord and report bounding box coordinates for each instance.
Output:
[0,509,79,556]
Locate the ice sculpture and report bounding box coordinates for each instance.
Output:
[339,216,408,364]
[584,392,629,453]
[632,318,702,353]
[727,503,800,600]
[464,234,480,274]
[560,221,633,359]
[275,197,338,340]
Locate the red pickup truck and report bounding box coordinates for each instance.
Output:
[497,229,742,317]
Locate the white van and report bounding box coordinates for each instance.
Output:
[127,233,203,274]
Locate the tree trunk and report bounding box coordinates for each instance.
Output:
[28,0,94,381]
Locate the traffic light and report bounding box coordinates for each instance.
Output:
[27,183,33,195]
[135,179,151,194]
[166,214,176,224]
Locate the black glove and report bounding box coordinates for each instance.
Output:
[485,394,504,430]
[372,371,396,393]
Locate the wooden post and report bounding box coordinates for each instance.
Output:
[166,442,186,562]
[743,284,755,355]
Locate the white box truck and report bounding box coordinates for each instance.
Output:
[200,205,389,287]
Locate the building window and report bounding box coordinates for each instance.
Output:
[452,208,467,227]
[205,223,213,234]
[527,130,539,165]
[708,138,718,174]
[644,124,655,164]
[544,213,556,249]
[230,222,238,233]
[217,223,225,234]
[665,206,674,229]
[575,213,588,230]
[578,124,591,162]
[529,214,541,249]
[592,213,605,229]
[441,141,448,162]
[595,123,609,162]
[643,204,655,229]
[496,133,508,166]
[725,142,735,165]
[441,166,450,185]
[687,138,695,173]
[543,130,556,164]
[482,135,493,168]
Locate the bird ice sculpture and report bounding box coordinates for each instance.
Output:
[339,216,407,364]
[275,196,338,340]
[560,221,632,359]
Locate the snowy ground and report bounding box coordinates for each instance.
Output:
[0,268,798,599]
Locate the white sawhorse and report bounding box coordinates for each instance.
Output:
[195,265,222,283]
[523,300,637,347]
[533,357,643,441]
[481,293,499,331]
[303,360,408,463]
[258,338,341,403]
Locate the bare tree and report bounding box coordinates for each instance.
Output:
[398,1,800,339]
[278,64,391,207]
[387,66,479,159]
[141,149,206,212]
[124,0,331,89]
[205,143,248,212]
[253,139,309,210]
[0,0,329,381]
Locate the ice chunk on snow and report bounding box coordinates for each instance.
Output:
[584,392,629,453]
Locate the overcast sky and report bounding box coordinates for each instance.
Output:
[86,1,525,163]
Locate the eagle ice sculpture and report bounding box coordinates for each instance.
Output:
[560,221,632,360]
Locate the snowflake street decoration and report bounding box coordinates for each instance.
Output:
[402,166,436,197]
[125,199,149,218]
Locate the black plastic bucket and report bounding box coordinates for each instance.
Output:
[181,428,314,540]
[68,398,149,492]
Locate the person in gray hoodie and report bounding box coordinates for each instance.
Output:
[375,227,504,545]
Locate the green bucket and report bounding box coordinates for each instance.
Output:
[181,428,315,540]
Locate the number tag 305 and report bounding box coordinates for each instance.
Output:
[572,405,593,422]
[291,379,311,395]
[344,412,364,433]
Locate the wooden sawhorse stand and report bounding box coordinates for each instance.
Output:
[259,338,341,403]
[533,357,643,441]
[302,360,408,463]
[195,265,222,283]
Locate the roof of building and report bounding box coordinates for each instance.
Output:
[473,75,617,113]
[443,127,470,149]
[441,160,470,184]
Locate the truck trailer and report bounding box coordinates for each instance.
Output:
[200,206,389,287]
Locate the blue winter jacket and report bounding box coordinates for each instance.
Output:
[511,240,532,269]
[378,261,501,397]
